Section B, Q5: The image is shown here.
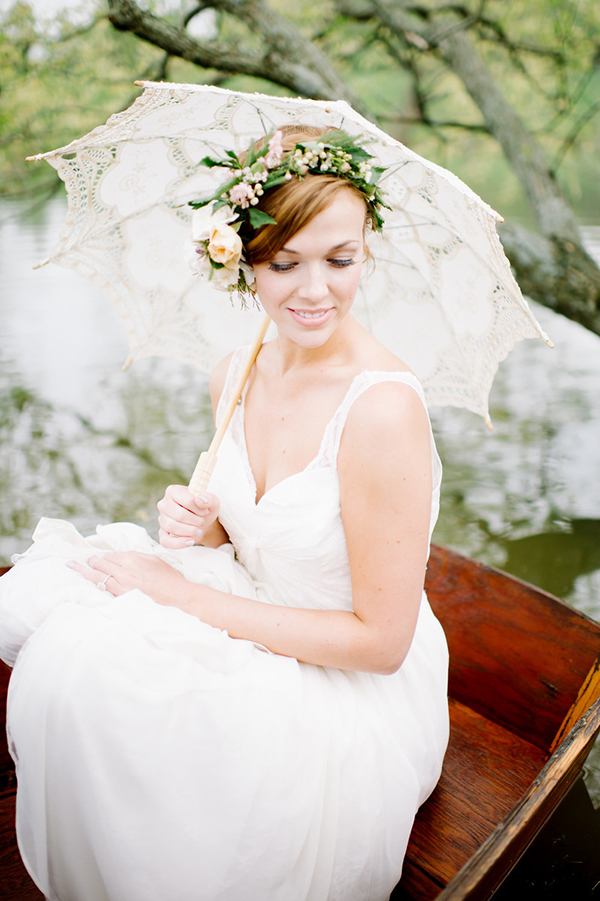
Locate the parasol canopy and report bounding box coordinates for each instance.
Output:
[29,80,551,425]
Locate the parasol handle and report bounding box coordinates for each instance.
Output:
[188,313,271,497]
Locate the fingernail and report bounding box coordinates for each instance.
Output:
[196,528,203,537]
[196,495,209,504]
[66,560,75,569]
[185,540,194,547]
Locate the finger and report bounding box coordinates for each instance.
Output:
[158,528,196,550]
[67,560,95,581]
[157,514,202,539]
[194,493,219,516]
[170,484,216,516]
[158,497,207,528]
[88,552,137,570]
[87,554,117,573]
[67,561,116,594]
[160,485,208,516]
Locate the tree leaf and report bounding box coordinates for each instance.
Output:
[248,209,277,228]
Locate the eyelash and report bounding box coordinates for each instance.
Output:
[268,258,356,273]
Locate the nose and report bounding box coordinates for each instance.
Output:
[297,263,329,303]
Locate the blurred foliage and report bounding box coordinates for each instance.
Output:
[1,2,149,194]
[0,0,599,220]
[0,1,204,196]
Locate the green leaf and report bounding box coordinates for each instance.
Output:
[248,209,277,229]
[263,173,290,189]
[198,155,232,169]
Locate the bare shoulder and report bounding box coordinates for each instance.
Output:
[209,352,234,414]
[339,378,431,475]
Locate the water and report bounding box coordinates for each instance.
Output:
[2,197,600,797]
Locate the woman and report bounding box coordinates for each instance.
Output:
[0,127,448,901]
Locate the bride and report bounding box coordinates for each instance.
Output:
[0,127,448,901]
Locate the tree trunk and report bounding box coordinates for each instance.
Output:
[499,223,600,336]
[435,29,581,243]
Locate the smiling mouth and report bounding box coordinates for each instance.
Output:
[290,308,331,320]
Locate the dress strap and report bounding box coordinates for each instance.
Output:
[314,370,442,491]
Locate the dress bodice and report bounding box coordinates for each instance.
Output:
[210,347,442,613]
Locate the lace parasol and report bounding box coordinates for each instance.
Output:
[29,81,551,428]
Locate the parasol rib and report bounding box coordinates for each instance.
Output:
[188,313,271,496]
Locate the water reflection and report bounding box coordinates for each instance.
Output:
[499,519,600,600]
[0,348,214,561]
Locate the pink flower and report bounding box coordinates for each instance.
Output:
[229,183,255,208]
[265,130,284,167]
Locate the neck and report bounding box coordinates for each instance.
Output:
[271,315,360,376]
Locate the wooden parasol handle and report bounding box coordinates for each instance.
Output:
[188,313,271,497]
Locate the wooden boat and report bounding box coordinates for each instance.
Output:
[1,546,600,900]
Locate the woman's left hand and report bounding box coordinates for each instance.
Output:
[68,552,189,607]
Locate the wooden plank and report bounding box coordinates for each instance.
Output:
[425,546,600,751]
[550,655,600,753]
[399,698,546,900]
[433,697,600,901]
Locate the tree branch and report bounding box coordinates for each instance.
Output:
[342,0,581,241]
[106,0,371,117]
[552,98,600,172]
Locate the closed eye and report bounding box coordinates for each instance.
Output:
[268,261,297,273]
[329,258,356,268]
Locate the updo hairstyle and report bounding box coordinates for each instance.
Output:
[244,125,374,266]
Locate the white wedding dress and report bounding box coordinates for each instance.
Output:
[0,348,449,901]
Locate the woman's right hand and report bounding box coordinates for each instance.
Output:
[157,485,221,549]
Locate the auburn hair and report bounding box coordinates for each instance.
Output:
[244,126,372,265]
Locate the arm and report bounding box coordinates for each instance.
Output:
[187,381,432,673]
[89,382,433,674]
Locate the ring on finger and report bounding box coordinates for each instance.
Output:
[97,573,111,592]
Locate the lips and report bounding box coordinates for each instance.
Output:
[288,308,333,326]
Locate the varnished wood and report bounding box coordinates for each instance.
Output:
[433,698,600,901]
[400,698,546,899]
[550,656,600,754]
[396,545,600,899]
[424,545,600,750]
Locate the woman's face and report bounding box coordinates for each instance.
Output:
[252,189,366,350]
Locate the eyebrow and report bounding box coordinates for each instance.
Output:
[279,240,361,255]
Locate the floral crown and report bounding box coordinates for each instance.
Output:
[187,128,389,300]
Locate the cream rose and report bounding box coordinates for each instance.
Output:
[191,204,236,243]
[209,262,242,289]
[207,222,243,269]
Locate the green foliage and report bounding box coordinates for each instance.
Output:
[327,0,600,220]
[0,1,164,195]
